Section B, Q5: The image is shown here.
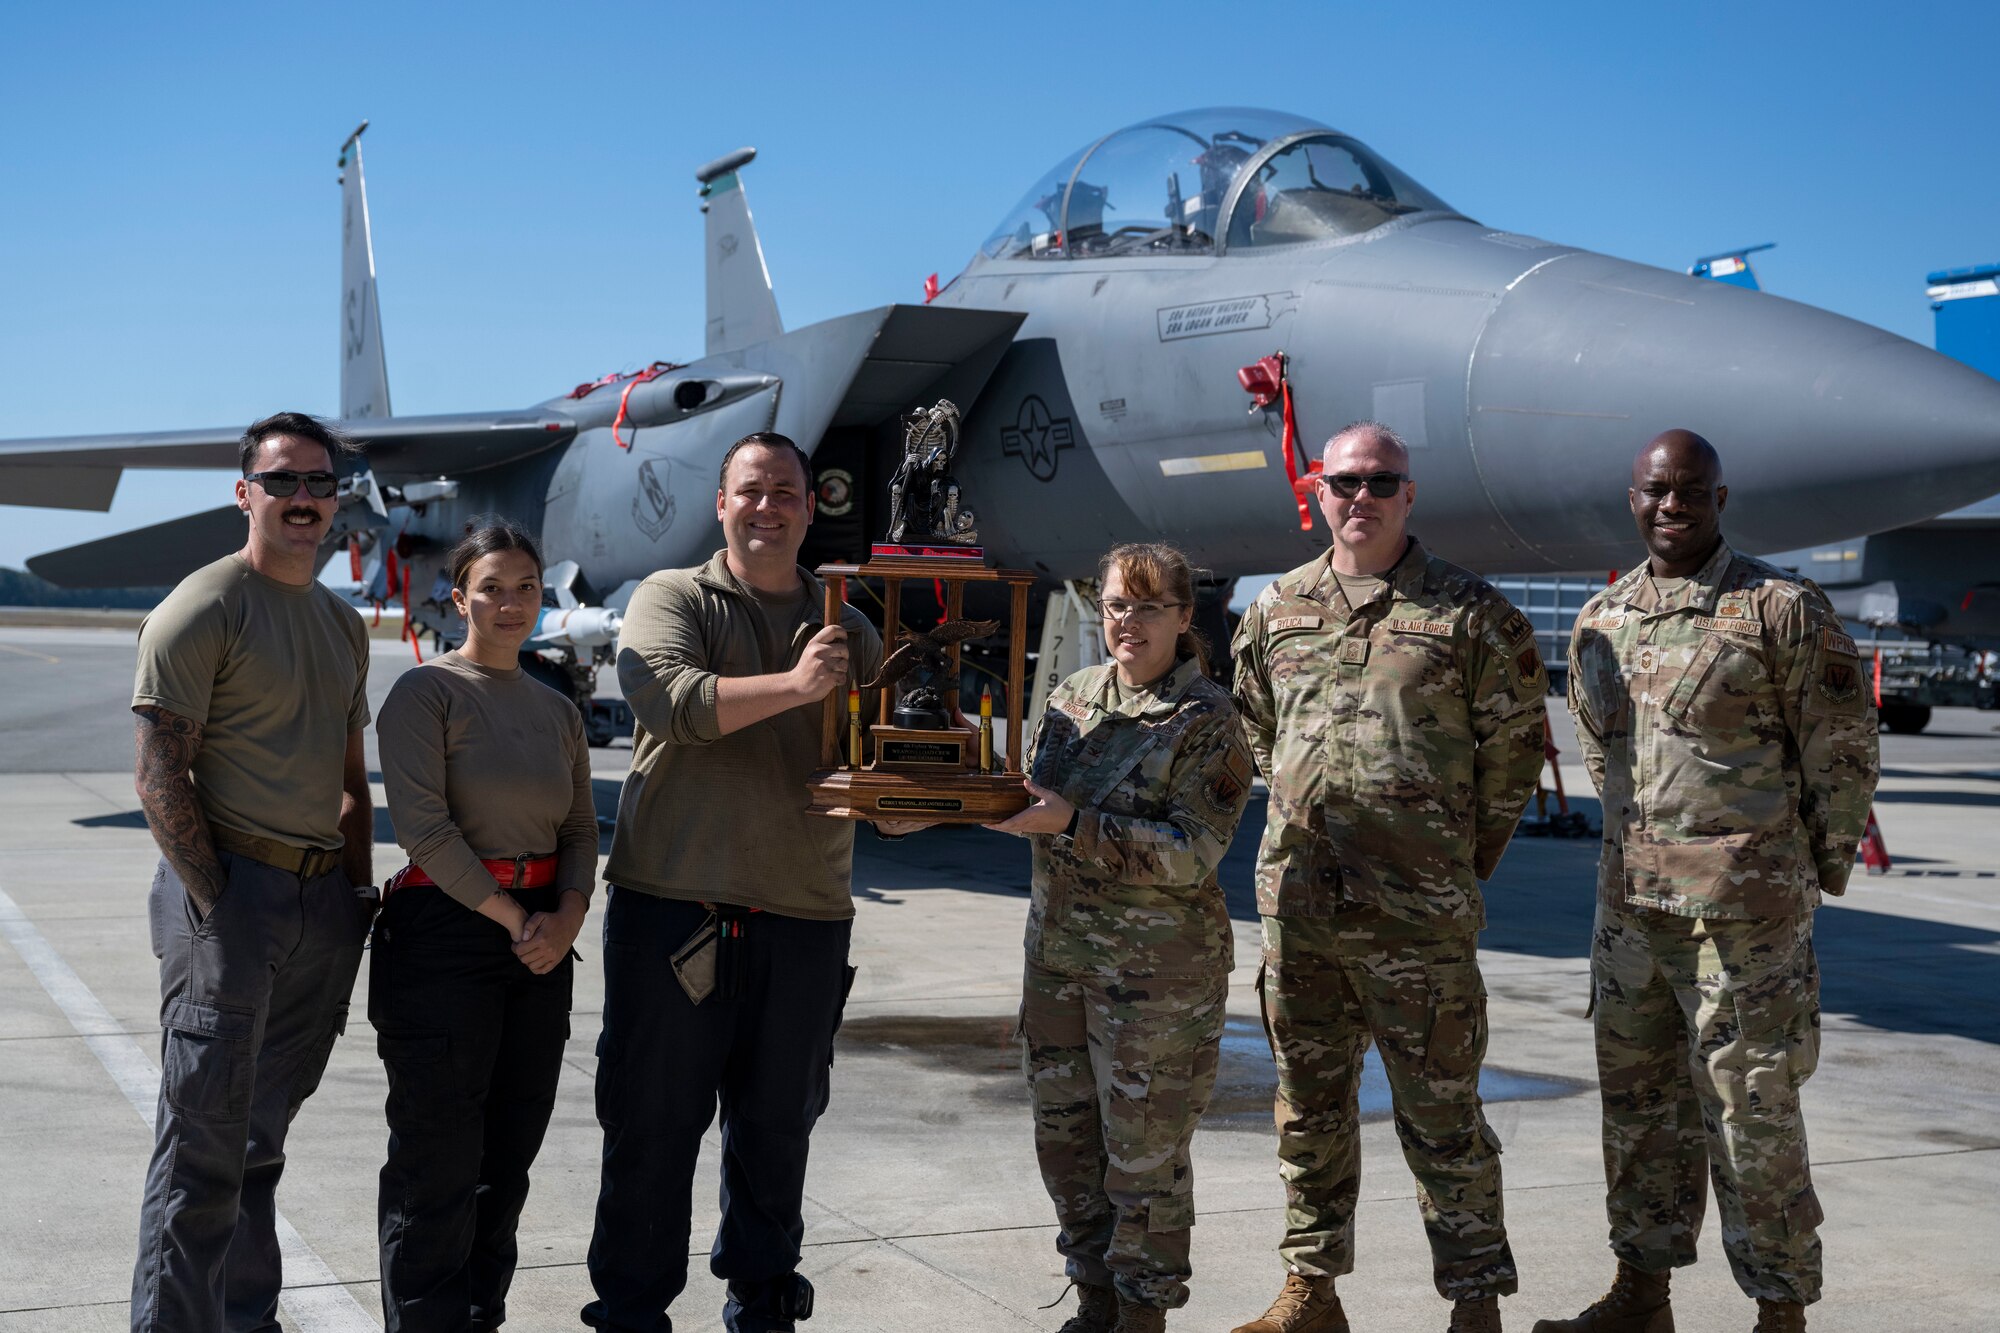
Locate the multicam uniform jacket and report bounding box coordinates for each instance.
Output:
[1023,658,1255,980]
[1231,538,1547,929]
[1567,541,1879,919]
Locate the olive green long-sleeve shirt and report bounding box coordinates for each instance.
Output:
[1567,541,1879,919]
[603,550,882,920]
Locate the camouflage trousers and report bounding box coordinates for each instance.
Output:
[1591,903,1823,1304]
[1260,909,1516,1299]
[1020,961,1226,1309]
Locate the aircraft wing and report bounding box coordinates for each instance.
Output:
[0,409,578,511]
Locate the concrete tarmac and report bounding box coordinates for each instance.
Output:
[1,624,1995,1331]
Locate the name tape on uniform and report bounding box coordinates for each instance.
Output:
[1582,614,1626,630]
[1267,615,1322,633]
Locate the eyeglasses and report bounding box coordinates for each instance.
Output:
[1097,599,1186,622]
[1319,471,1408,499]
[245,470,339,499]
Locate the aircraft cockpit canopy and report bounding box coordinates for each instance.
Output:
[980,108,1458,262]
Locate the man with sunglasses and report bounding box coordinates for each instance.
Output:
[1540,432,1876,1333]
[129,411,375,1333]
[1231,422,1547,1333]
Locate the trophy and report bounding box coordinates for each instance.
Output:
[806,400,1036,824]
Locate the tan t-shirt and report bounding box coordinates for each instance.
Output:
[132,553,370,850]
[377,651,599,910]
[1334,571,1389,606]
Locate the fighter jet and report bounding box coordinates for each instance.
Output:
[6,108,1999,705]
[1705,254,2000,651]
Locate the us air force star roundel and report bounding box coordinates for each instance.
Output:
[1001,395,1074,481]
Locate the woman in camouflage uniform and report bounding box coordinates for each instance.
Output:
[989,542,1256,1333]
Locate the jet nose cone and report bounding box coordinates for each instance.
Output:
[1468,252,2000,569]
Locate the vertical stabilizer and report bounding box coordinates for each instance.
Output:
[1688,242,1775,292]
[697,148,783,356]
[338,122,392,419]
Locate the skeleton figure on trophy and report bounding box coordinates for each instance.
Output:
[886,400,979,546]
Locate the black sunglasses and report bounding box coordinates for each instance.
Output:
[245,470,339,499]
[1320,471,1408,499]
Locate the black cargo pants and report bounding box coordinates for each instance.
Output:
[583,889,855,1333]
[370,883,574,1332]
[131,852,368,1333]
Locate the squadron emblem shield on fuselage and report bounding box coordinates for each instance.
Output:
[633,459,676,542]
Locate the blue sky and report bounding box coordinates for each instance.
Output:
[2,0,1996,570]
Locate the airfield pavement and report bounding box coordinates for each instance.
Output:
[0,622,1996,1331]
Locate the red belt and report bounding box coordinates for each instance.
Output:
[385,853,560,897]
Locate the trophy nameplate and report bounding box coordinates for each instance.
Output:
[806,400,1036,826]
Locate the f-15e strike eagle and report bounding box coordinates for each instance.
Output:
[5,109,1998,718]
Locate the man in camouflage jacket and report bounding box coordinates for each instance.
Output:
[1230,423,1547,1333]
[1538,430,1878,1333]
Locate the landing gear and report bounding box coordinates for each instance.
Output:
[1878,702,1932,734]
[518,648,632,747]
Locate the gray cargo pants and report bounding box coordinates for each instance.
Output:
[131,851,369,1333]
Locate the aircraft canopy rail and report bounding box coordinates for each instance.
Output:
[977,107,1459,263]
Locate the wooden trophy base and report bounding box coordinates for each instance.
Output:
[806,767,1031,824]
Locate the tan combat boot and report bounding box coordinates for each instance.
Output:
[1114,1305,1167,1333]
[1450,1294,1503,1332]
[1230,1273,1349,1333]
[1056,1282,1120,1333]
[1529,1261,1673,1333]
[1753,1299,1805,1332]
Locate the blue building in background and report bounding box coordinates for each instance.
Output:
[1928,262,2000,379]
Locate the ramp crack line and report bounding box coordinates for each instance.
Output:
[0,883,380,1332]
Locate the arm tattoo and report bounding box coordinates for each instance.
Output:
[133,707,225,916]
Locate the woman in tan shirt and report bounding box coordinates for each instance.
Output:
[371,519,597,1332]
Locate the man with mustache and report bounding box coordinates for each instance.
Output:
[1231,421,1547,1333]
[128,412,375,1333]
[1540,431,1878,1333]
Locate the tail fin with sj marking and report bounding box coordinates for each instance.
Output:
[697,147,783,357]
[338,122,392,420]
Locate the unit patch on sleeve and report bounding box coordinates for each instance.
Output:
[1516,648,1542,683]
[1819,660,1860,703]
[1821,627,1859,657]
[1499,609,1534,644]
